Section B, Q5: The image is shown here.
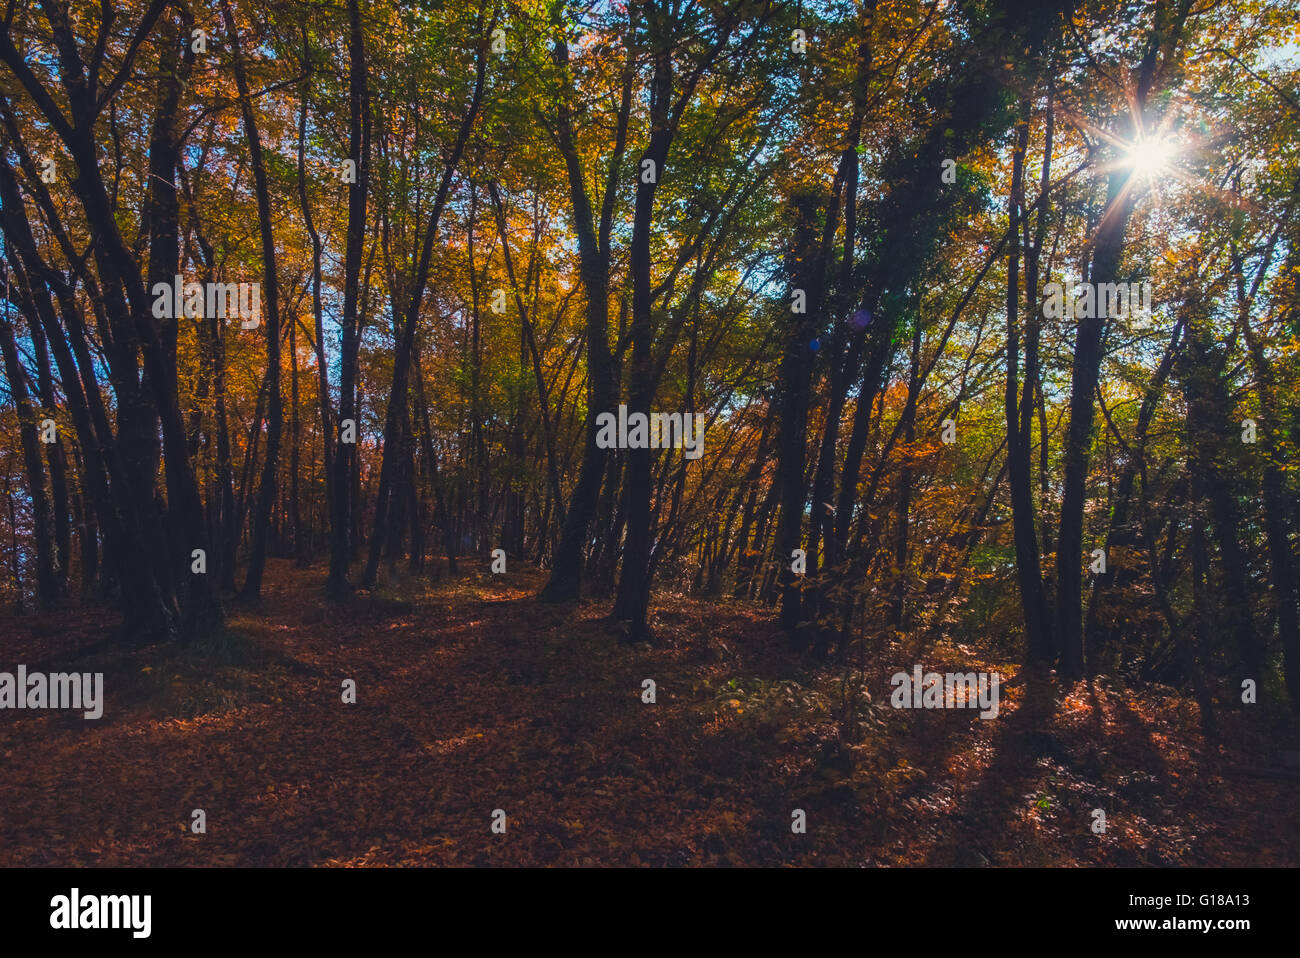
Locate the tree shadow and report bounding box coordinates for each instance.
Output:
[920,667,1062,865]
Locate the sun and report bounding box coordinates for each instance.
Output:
[1125,136,1178,182]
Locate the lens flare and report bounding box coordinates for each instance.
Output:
[1125,137,1177,181]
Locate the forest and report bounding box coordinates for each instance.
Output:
[0,0,1297,867]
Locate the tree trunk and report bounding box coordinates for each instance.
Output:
[223,0,283,602]
[538,24,629,603]
[328,0,372,598]
[1005,105,1052,663]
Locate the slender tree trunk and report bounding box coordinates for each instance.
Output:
[223,0,283,601]
[1054,168,1136,678]
[328,0,372,598]
[1006,106,1052,662]
[296,51,335,555]
[807,16,871,600]
[4,473,22,613]
[290,315,304,564]
[610,35,673,639]
[888,323,921,629]
[540,18,631,602]
[774,191,829,630]
[29,320,69,591]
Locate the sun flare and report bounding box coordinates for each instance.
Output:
[1125,136,1178,182]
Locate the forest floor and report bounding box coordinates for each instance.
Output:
[1,558,1295,866]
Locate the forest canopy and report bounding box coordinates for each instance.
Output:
[1,0,1298,732]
